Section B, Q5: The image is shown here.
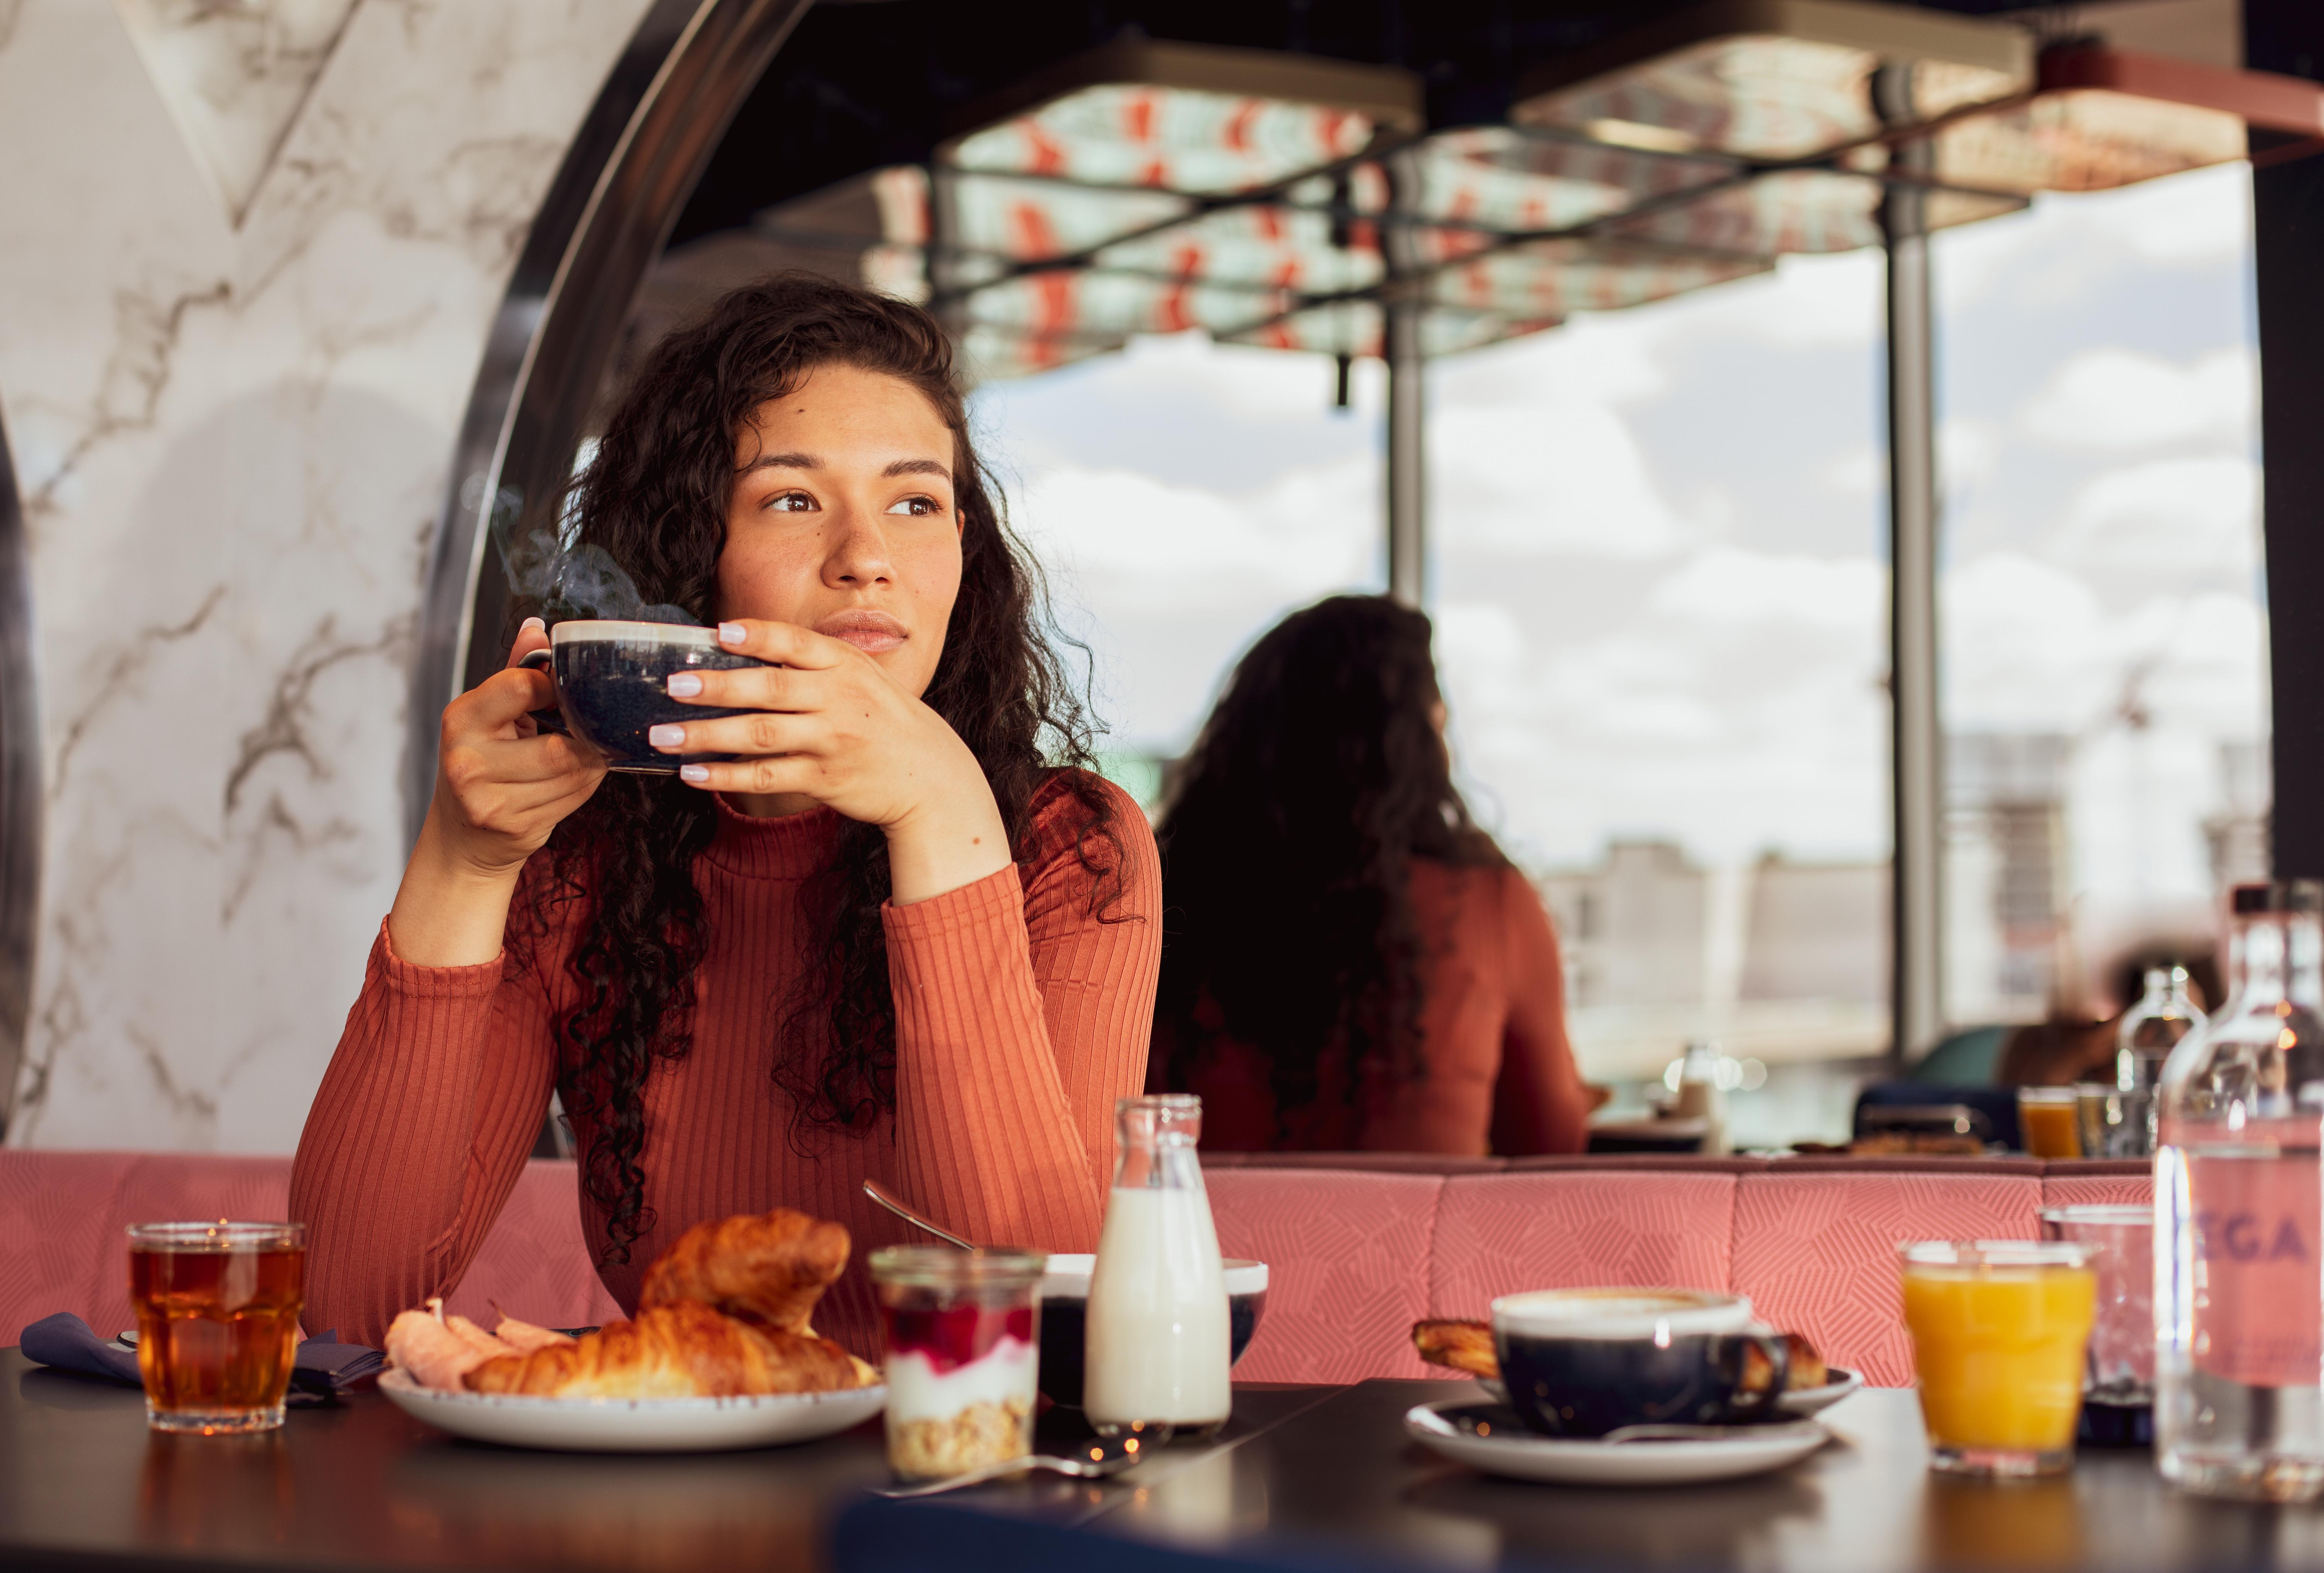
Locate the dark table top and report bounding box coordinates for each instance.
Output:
[9,1351,2324,1573]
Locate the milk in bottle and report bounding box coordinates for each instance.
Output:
[1084,1094,1232,1439]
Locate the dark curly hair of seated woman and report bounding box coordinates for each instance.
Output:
[1146,594,1592,1156]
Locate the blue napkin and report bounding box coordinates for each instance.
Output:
[20,1312,385,1403]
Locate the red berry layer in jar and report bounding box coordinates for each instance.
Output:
[882,1304,1034,1376]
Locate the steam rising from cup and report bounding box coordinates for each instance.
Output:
[478,472,693,626]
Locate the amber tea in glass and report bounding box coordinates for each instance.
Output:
[128,1222,306,1434]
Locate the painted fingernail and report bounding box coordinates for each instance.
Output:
[679,764,710,783]
[718,621,746,645]
[649,724,685,748]
[521,616,545,632]
[666,672,703,697]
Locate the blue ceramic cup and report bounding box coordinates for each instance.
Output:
[518,620,766,774]
[1491,1288,1789,1438]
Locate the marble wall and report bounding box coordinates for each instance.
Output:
[0,0,658,1150]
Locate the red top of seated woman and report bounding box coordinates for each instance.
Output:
[291,276,1156,1352]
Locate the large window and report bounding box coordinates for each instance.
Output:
[1932,163,2265,1029]
[977,162,2265,1148]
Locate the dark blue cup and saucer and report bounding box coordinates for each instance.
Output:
[1406,1288,1831,1486]
[518,620,767,773]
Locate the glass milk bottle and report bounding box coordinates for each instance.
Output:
[2156,881,2324,1500]
[1083,1094,1231,1441]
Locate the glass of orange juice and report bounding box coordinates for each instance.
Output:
[1898,1239,2097,1477]
[2016,1087,2082,1158]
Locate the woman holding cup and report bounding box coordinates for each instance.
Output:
[290,275,1159,1355]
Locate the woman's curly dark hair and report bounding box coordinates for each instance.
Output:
[512,274,1115,1263]
[1146,595,1502,1136]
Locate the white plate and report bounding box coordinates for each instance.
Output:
[1406,1399,1830,1487]
[378,1368,885,1453]
[1778,1367,1863,1416]
[1474,1367,1862,1418]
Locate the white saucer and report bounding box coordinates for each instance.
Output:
[1778,1367,1863,1416]
[378,1368,885,1453]
[1406,1399,1831,1487]
[1475,1367,1861,1418]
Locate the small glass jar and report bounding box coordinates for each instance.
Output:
[869,1246,1045,1482]
[2040,1203,2156,1429]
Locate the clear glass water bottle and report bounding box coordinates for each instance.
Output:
[2156,880,2324,1500]
[2120,965,2206,1091]
[1083,1094,1231,1442]
[2113,966,2206,1158]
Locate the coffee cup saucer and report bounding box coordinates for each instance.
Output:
[1406,1399,1831,1487]
[1474,1366,1860,1418]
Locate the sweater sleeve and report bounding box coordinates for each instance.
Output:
[884,773,1160,1251]
[289,917,560,1347]
[1487,868,1592,1157]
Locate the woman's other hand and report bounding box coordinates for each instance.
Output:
[390,618,609,964]
[650,617,1009,905]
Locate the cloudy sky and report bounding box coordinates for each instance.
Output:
[971,163,2265,931]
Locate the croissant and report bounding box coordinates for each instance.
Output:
[639,1208,851,1335]
[1412,1319,1499,1379]
[464,1299,870,1399]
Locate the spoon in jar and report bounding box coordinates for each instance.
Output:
[871,1434,1145,1498]
[861,1179,980,1251]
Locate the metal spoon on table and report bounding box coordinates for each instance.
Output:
[861,1179,980,1251]
[872,1434,1144,1498]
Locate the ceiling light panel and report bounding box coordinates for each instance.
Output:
[1511,0,2032,160]
[1092,203,1385,295]
[948,83,1379,193]
[1923,90,2246,192]
[1412,127,1741,237]
[1428,238,1770,316]
[1607,167,2021,255]
[1227,300,1552,360]
[961,270,1290,342]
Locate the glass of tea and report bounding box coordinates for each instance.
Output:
[127,1221,306,1434]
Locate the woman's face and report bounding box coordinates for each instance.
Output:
[719,363,963,699]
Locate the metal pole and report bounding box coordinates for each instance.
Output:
[1385,298,1426,608]
[1877,64,1944,1062]
[1383,146,1426,609]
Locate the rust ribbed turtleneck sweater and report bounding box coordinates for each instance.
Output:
[289,773,1159,1354]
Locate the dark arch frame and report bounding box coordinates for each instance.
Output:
[405,0,816,843]
[0,404,40,1137]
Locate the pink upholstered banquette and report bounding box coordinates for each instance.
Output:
[0,1151,2147,1389]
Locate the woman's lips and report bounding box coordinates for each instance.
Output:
[816,610,908,654]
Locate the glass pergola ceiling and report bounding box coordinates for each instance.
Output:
[746,15,2302,383]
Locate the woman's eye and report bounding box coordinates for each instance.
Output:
[886,495,942,517]
[768,490,817,514]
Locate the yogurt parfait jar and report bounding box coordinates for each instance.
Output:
[869,1245,1046,1482]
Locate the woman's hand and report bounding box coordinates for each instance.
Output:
[389,620,609,965]
[650,618,1010,905]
